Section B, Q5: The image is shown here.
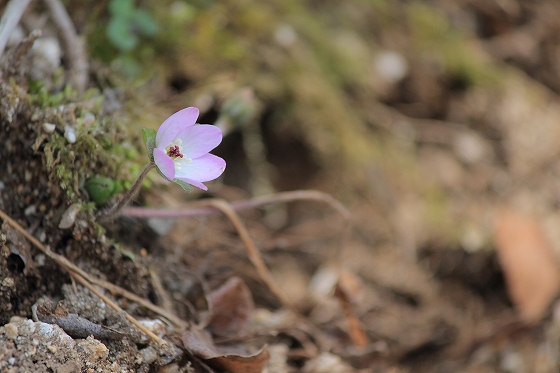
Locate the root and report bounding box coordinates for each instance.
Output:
[122,190,353,310]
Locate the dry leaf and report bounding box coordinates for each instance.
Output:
[183,329,269,373]
[207,276,254,338]
[493,208,560,322]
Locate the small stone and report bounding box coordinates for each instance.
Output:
[42,123,56,133]
[374,50,408,83]
[4,323,19,339]
[139,346,158,364]
[8,357,16,365]
[59,203,81,229]
[453,131,490,165]
[82,113,95,126]
[275,24,297,47]
[47,344,58,353]
[2,277,15,287]
[24,205,36,216]
[19,319,36,336]
[64,126,76,144]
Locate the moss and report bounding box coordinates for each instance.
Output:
[29,86,141,206]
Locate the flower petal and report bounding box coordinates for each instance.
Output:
[175,125,223,159]
[153,148,176,180]
[155,107,199,149]
[175,153,226,182]
[175,177,208,191]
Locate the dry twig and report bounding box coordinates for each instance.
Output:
[42,0,88,93]
[123,190,353,310]
[0,0,33,58]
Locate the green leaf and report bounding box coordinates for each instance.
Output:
[142,128,156,162]
[172,179,194,192]
[109,0,134,18]
[85,176,117,205]
[133,9,159,37]
[107,17,138,51]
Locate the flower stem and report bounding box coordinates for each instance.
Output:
[97,162,155,223]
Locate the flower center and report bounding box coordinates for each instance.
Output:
[167,145,183,159]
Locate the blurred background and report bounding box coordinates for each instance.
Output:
[4,0,560,371]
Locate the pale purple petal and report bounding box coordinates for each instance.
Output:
[174,125,223,159]
[155,107,199,149]
[174,154,226,182]
[175,177,208,191]
[153,148,176,180]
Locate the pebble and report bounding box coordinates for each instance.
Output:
[82,113,95,126]
[18,320,36,337]
[4,323,19,339]
[374,50,409,83]
[139,346,158,364]
[275,24,297,47]
[453,131,489,165]
[64,126,76,144]
[59,203,80,229]
[47,344,58,353]
[2,277,15,287]
[42,123,56,133]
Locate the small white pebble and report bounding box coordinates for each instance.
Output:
[19,319,36,336]
[4,323,19,339]
[8,357,15,365]
[59,203,80,229]
[374,50,409,83]
[35,254,46,266]
[47,344,58,353]
[24,205,36,216]
[139,346,158,364]
[82,112,95,126]
[275,24,297,47]
[42,123,56,133]
[2,277,15,287]
[64,125,76,144]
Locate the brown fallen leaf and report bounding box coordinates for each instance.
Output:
[493,207,560,322]
[207,276,254,339]
[183,328,269,373]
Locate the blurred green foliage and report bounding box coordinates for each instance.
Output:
[107,0,158,52]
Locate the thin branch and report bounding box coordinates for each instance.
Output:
[0,0,33,58]
[42,0,88,93]
[189,199,294,310]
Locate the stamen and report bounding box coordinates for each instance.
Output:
[167,145,183,158]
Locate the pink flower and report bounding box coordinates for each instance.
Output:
[153,107,226,191]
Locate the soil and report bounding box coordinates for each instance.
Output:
[3,0,560,372]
